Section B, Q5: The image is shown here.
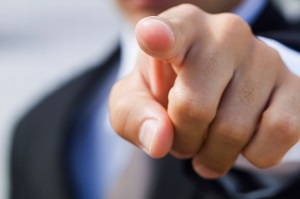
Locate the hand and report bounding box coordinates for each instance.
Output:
[109,4,300,179]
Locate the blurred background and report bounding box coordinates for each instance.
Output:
[0,0,120,198]
[274,0,300,22]
[0,0,299,198]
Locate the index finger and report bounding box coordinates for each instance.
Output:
[135,4,208,69]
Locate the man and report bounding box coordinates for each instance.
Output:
[10,0,300,199]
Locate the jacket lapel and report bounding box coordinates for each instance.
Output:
[10,47,120,199]
[149,155,228,199]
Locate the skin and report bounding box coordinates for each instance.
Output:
[115,0,241,24]
[110,1,300,179]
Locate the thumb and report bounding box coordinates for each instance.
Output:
[109,72,174,158]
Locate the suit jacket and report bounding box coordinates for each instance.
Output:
[10,2,300,199]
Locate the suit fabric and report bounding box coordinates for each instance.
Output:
[10,2,300,199]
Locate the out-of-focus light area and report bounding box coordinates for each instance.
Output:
[274,0,300,22]
[0,0,120,198]
[0,0,121,72]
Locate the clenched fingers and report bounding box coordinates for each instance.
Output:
[109,4,300,179]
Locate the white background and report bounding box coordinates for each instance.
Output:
[0,0,120,198]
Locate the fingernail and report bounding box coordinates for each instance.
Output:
[139,120,158,155]
[194,163,222,179]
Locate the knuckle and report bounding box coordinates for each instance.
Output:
[169,87,217,124]
[215,121,249,146]
[263,112,300,145]
[210,13,253,60]
[217,14,253,52]
[219,13,251,36]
